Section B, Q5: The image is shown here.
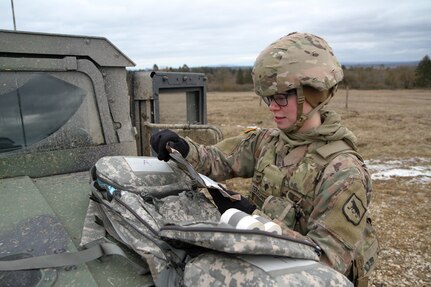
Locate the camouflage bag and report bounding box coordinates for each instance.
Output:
[81,155,353,286]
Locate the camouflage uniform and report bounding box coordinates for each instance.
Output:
[184,33,378,285]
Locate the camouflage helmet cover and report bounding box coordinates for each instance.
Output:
[252,32,344,106]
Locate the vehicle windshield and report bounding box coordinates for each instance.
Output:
[0,72,103,153]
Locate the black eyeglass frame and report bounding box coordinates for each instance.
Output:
[262,90,297,107]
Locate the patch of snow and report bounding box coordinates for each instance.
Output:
[365,158,431,184]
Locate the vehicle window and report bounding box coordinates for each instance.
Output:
[158,91,201,124]
[0,72,104,153]
[158,92,188,124]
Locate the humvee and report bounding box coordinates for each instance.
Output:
[0,30,353,287]
[0,29,221,286]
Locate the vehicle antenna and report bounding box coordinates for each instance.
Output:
[11,0,17,30]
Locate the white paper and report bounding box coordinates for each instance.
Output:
[198,173,223,189]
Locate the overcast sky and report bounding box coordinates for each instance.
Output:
[1,0,430,69]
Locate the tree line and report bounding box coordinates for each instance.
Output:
[152,55,431,91]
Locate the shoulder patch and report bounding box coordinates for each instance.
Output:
[343,193,366,225]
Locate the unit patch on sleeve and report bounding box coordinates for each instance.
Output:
[343,193,366,225]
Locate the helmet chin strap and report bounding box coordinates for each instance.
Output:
[282,85,337,134]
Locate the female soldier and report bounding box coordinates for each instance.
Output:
[151,32,378,286]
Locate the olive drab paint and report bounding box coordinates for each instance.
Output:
[0,30,216,286]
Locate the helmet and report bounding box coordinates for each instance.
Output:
[252,32,344,131]
[252,32,343,101]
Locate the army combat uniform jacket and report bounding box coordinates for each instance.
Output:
[185,110,378,284]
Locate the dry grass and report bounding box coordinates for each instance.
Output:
[329,89,431,159]
[206,89,431,287]
[207,89,431,159]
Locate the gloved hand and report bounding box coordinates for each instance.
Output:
[208,188,256,215]
[150,129,190,161]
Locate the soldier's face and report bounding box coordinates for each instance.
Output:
[268,94,298,129]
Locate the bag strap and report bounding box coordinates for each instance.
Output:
[0,242,148,274]
[352,254,369,287]
[168,147,206,188]
[90,185,190,272]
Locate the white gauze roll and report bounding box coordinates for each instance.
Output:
[252,215,282,235]
[220,208,265,231]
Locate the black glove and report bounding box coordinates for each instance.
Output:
[208,188,256,215]
[150,129,190,161]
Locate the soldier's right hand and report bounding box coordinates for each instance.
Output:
[150,129,190,161]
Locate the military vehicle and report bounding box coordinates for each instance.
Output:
[0,29,221,286]
[0,30,353,286]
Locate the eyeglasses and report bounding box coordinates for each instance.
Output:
[262,90,296,107]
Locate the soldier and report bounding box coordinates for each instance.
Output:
[151,32,378,286]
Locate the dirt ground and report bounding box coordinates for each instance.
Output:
[205,89,431,287]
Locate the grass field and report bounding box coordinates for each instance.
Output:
[205,89,431,287]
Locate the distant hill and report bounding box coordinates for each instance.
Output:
[188,62,420,69]
[145,60,427,90]
[342,61,418,68]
